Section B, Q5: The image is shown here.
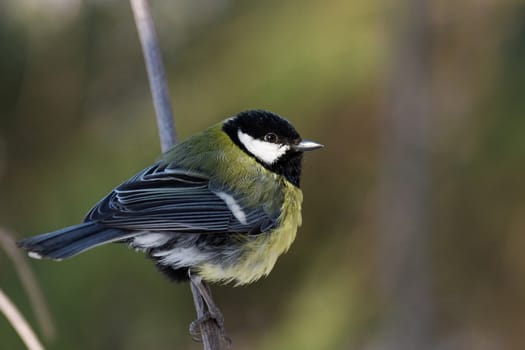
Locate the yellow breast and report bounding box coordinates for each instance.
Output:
[198,181,303,286]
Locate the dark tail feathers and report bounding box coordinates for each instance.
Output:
[17,222,133,260]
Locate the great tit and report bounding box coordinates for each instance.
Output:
[18,109,323,286]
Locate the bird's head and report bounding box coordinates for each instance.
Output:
[223,110,323,187]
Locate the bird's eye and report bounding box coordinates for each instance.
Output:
[264,133,278,143]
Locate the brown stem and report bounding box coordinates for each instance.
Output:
[0,288,45,350]
[0,229,56,341]
[190,280,225,349]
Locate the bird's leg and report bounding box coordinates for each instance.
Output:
[188,269,229,344]
[190,274,224,325]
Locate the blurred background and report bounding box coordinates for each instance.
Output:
[1,0,525,349]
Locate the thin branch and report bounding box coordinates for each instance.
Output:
[0,229,56,340]
[0,288,45,350]
[190,281,224,349]
[129,1,225,349]
[130,0,178,152]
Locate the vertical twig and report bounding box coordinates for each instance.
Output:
[129,0,178,152]
[0,228,53,349]
[129,1,224,349]
[0,229,56,340]
[190,281,224,349]
[0,288,45,350]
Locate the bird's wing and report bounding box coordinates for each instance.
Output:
[85,164,277,234]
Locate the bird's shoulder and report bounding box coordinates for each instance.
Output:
[161,124,253,173]
[160,124,286,206]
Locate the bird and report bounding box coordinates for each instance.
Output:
[18,109,322,319]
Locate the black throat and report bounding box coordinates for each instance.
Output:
[268,150,303,188]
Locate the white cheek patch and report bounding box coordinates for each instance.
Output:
[237,130,289,164]
[215,191,247,225]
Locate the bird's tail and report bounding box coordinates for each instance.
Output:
[17,222,133,260]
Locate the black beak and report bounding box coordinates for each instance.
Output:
[292,140,324,152]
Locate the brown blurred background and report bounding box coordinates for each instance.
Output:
[1,0,525,349]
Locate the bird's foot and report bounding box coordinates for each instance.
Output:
[188,269,231,346]
[189,308,231,346]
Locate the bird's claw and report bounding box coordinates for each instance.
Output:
[189,310,231,346]
[189,314,205,342]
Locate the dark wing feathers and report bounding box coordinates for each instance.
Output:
[85,164,276,234]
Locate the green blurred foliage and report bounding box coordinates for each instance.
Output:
[1,0,525,349]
